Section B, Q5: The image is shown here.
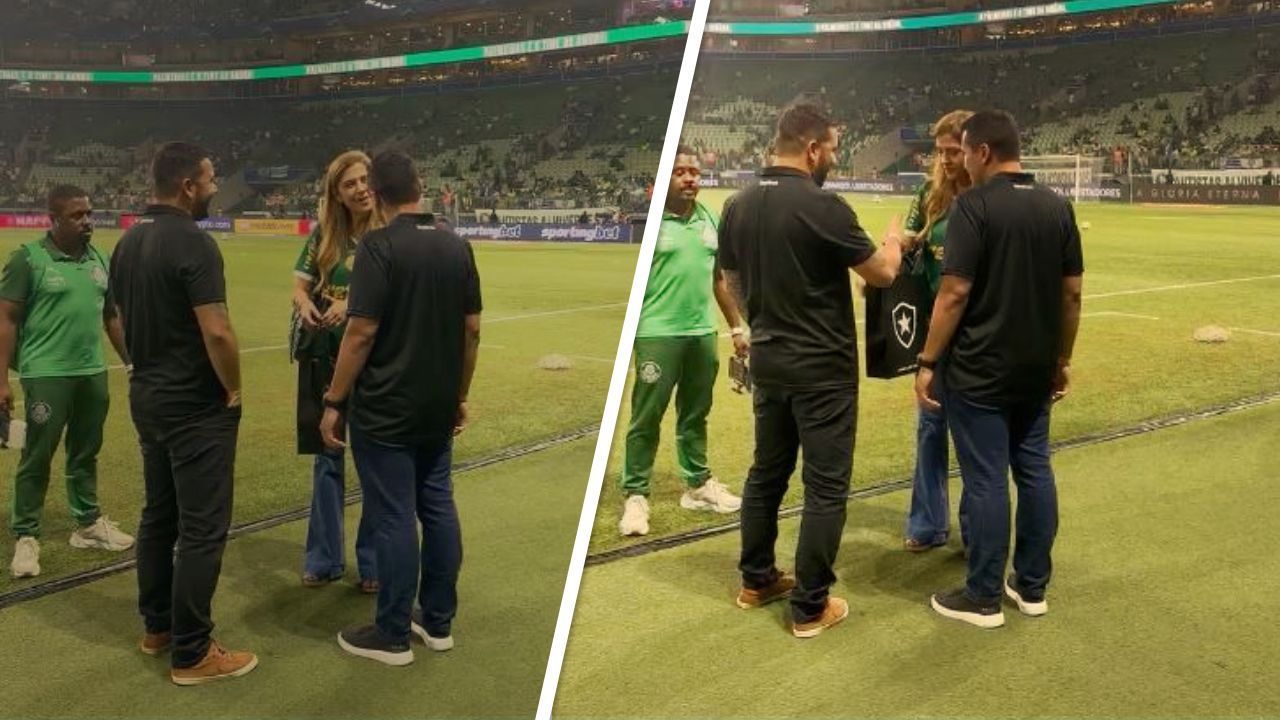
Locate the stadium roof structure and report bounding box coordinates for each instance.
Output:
[0,0,642,42]
[0,20,688,85]
[706,0,1182,35]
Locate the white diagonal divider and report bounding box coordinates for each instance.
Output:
[533,2,712,717]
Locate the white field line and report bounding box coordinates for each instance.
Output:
[1228,326,1280,338]
[1086,274,1280,300]
[1085,310,1167,317]
[484,302,627,324]
[96,274,1280,374]
[101,303,624,371]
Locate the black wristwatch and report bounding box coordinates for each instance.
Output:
[916,355,937,371]
[323,395,348,411]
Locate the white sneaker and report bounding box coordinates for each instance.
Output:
[1004,575,1049,617]
[680,478,742,513]
[70,516,135,552]
[411,618,455,652]
[11,537,40,578]
[618,495,650,536]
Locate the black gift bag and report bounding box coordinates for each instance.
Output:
[864,265,931,379]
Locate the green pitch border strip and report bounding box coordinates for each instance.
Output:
[706,0,1180,36]
[586,388,1280,566]
[0,423,599,610]
[0,20,687,84]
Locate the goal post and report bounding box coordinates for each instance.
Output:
[1022,154,1106,203]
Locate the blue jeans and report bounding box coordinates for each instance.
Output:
[906,372,969,548]
[303,450,376,581]
[945,388,1058,602]
[351,429,461,643]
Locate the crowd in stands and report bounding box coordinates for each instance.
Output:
[686,21,1280,180]
[0,71,674,216]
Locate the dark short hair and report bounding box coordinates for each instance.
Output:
[960,110,1021,162]
[774,100,837,155]
[152,141,210,197]
[370,150,421,206]
[675,144,697,158]
[48,184,88,215]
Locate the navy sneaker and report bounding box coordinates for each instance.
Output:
[337,624,413,666]
[930,587,1005,628]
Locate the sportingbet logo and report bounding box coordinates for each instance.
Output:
[538,225,624,242]
[454,223,629,241]
[496,224,523,239]
[452,224,523,239]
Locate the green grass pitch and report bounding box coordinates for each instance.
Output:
[555,401,1280,718]
[0,229,637,594]
[590,194,1280,551]
[557,194,1280,719]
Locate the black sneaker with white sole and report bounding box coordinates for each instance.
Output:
[411,609,455,652]
[1004,574,1048,617]
[337,624,414,666]
[930,587,1005,628]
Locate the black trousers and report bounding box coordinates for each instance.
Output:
[133,404,240,669]
[738,383,856,623]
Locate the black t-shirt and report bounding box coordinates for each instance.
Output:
[942,172,1085,407]
[718,167,877,388]
[109,204,228,420]
[347,213,482,445]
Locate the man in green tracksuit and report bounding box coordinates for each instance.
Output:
[619,146,748,536]
[1,185,134,579]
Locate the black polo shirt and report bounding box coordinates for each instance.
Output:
[718,166,877,388]
[109,204,228,420]
[347,213,482,445]
[942,172,1084,407]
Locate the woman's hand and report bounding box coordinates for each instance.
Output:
[322,299,348,328]
[296,296,323,329]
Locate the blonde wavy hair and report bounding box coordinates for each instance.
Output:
[920,110,974,243]
[314,150,382,291]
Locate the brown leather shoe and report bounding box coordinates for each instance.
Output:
[139,631,171,656]
[904,537,943,553]
[791,597,850,639]
[736,572,797,609]
[170,641,259,686]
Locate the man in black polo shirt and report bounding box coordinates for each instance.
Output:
[110,142,256,683]
[719,101,902,638]
[914,110,1083,628]
[320,150,481,666]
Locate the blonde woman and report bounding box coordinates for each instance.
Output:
[292,151,383,590]
[896,110,974,552]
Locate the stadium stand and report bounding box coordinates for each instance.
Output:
[688,3,1280,184]
[0,0,686,215]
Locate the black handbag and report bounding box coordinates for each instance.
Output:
[865,250,932,379]
[291,293,338,455]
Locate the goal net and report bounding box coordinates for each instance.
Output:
[1022,154,1106,202]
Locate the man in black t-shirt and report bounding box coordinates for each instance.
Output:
[719,101,903,638]
[320,150,482,666]
[914,111,1084,629]
[110,142,257,684]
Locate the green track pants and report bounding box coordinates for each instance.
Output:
[622,334,719,496]
[11,373,108,538]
